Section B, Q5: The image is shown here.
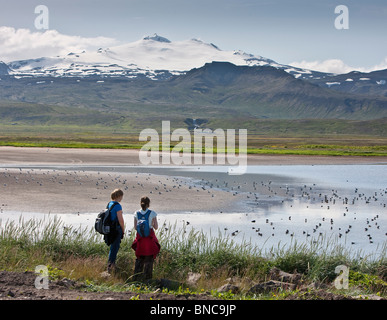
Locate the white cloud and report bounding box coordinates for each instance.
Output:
[372,57,387,72]
[289,58,387,74]
[289,59,354,74]
[0,26,119,62]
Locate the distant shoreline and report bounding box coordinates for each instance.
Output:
[1,146,386,167]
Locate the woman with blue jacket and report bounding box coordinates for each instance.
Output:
[106,188,125,273]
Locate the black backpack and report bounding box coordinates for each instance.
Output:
[95,202,119,235]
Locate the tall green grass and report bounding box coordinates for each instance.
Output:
[0,216,386,289]
[0,216,106,267]
[155,223,269,280]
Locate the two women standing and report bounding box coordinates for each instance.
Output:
[105,190,160,281]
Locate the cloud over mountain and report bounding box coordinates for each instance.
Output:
[0,26,119,62]
[290,57,387,74]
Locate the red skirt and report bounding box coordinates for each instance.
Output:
[131,229,160,259]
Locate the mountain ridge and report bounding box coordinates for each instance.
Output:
[0,61,9,75]
[166,62,387,119]
[310,69,387,98]
[0,61,386,121]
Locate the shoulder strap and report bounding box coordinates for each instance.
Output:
[144,209,151,219]
[137,209,151,220]
[107,201,119,212]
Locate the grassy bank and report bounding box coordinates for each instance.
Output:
[0,137,386,157]
[1,116,387,157]
[0,217,386,299]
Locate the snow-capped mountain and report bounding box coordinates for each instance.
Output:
[6,34,327,80]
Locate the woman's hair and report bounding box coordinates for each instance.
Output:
[140,196,150,210]
[111,189,124,200]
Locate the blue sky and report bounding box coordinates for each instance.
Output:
[0,0,386,72]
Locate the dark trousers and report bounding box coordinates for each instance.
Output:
[108,228,123,268]
[134,256,154,281]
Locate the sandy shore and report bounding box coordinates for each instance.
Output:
[0,146,385,216]
[0,147,256,216]
[0,167,247,215]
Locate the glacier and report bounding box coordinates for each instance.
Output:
[5,33,327,80]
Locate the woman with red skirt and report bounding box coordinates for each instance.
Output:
[131,196,160,281]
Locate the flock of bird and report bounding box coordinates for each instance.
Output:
[187,174,386,249]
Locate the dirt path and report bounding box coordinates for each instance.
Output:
[0,271,214,300]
